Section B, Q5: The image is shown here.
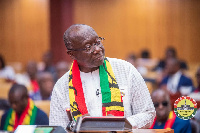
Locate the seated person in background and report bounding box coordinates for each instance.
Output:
[39,51,57,82]
[137,49,157,71]
[194,67,200,93]
[150,89,192,133]
[193,108,200,133]
[30,72,54,100]
[0,84,48,132]
[55,61,70,80]
[15,61,39,93]
[160,58,193,95]
[126,53,147,76]
[0,54,15,82]
[153,46,188,72]
[0,99,10,110]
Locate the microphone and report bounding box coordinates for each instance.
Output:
[66,108,74,131]
[66,108,73,121]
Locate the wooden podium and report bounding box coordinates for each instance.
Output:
[70,129,174,133]
[68,116,174,133]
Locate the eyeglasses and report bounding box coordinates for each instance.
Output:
[153,101,168,108]
[68,37,105,53]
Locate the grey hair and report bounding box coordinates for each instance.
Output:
[63,24,97,49]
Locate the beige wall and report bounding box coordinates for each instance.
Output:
[74,0,200,63]
[0,0,200,66]
[0,0,49,65]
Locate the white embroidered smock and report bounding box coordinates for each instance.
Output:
[49,57,156,130]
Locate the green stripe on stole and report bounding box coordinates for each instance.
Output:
[100,59,111,103]
[3,109,13,130]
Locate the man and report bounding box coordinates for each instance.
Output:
[160,58,193,95]
[49,24,155,130]
[0,84,49,131]
[55,61,70,80]
[30,72,54,100]
[15,61,39,93]
[194,67,200,92]
[153,47,188,71]
[150,89,192,133]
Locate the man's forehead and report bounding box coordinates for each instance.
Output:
[152,90,169,101]
[9,91,23,101]
[71,27,97,39]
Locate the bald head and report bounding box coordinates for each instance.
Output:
[9,84,29,114]
[9,84,28,98]
[151,89,171,122]
[63,24,98,49]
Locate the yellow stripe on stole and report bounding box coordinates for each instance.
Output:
[7,111,15,131]
[68,67,81,120]
[69,70,76,111]
[106,106,124,112]
[106,60,121,102]
[168,111,173,119]
[22,99,34,125]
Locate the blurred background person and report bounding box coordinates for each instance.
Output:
[30,72,54,101]
[194,67,200,93]
[126,53,148,76]
[150,89,192,133]
[55,61,70,81]
[0,84,48,132]
[15,61,39,94]
[137,49,158,71]
[153,47,188,72]
[0,54,15,82]
[160,58,193,96]
[38,51,57,82]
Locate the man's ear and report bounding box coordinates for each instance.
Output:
[67,50,75,60]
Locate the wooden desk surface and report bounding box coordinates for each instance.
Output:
[132,129,174,133]
[79,129,174,133]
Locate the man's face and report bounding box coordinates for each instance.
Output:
[9,92,28,114]
[196,68,200,85]
[152,91,171,121]
[39,75,54,95]
[69,33,105,72]
[165,59,178,75]
[26,62,37,78]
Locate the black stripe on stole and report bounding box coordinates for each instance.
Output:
[69,86,77,96]
[102,102,124,107]
[109,82,119,88]
[70,103,82,116]
[69,74,73,82]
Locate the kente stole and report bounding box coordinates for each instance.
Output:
[3,98,37,131]
[150,111,176,129]
[68,58,124,121]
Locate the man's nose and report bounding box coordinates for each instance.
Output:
[92,45,102,53]
[11,104,17,110]
[158,103,164,109]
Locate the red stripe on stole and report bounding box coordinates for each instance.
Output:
[107,110,124,116]
[150,111,176,129]
[102,107,106,116]
[150,117,156,129]
[72,60,88,115]
[14,98,31,129]
[164,111,176,129]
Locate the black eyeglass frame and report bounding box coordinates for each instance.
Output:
[153,101,169,108]
[67,37,105,52]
